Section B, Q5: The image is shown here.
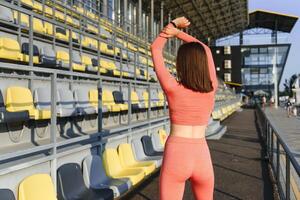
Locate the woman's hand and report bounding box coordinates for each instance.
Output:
[160,26,180,38]
[172,17,190,28]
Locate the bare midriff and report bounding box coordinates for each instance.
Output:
[170,124,207,138]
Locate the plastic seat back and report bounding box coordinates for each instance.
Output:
[118,143,137,167]
[6,87,34,112]
[57,89,76,109]
[89,89,98,107]
[0,5,14,22]
[0,189,16,200]
[103,149,123,176]
[112,91,125,104]
[72,51,82,64]
[33,88,51,110]
[21,43,39,56]
[57,163,87,200]
[83,155,110,188]
[18,174,56,200]
[74,89,93,108]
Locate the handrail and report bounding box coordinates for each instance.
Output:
[257,105,300,174]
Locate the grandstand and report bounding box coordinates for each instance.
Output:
[0,0,244,199]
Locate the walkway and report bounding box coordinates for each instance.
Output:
[123,109,274,200]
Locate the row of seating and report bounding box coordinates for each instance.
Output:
[0,5,154,60]
[0,3,177,67]
[212,100,242,121]
[0,86,167,123]
[0,129,168,199]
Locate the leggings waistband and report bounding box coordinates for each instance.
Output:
[166,135,207,144]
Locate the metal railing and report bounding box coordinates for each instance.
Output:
[256,105,300,200]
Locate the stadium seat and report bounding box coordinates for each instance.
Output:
[118,143,156,175]
[57,163,114,200]
[57,89,78,117]
[0,90,29,124]
[72,52,85,71]
[74,89,97,115]
[32,18,45,34]
[56,50,70,69]
[18,174,56,200]
[141,91,153,109]
[0,6,14,23]
[112,91,128,111]
[21,43,40,64]
[82,55,98,72]
[86,24,99,34]
[99,59,123,77]
[151,132,164,152]
[40,47,57,68]
[54,10,65,22]
[88,89,109,113]
[55,27,69,41]
[102,148,145,186]
[99,43,114,56]
[99,26,112,39]
[81,36,98,49]
[0,189,15,200]
[13,11,29,27]
[82,155,131,198]
[6,87,51,120]
[0,37,23,61]
[21,0,33,7]
[131,138,162,168]
[102,90,121,112]
[131,91,146,112]
[141,135,164,156]
[91,58,108,74]
[44,22,53,35]
[158,129,168,146]
[115,62,130,78]
[157,91,166,107]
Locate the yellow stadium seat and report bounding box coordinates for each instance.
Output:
[33,18,46,34]
[118,143,156,175]
[87,11,98,20]
[87,24,99,34]
[139,56,147,65]
[6,87,51,120]
[82,55,97,70]
[44,22,53,35]
[158,129,168,146]
[74,6,84,15]
[56,50,69,67]
[142,91,156,108]
[54,10,65,22]
[138,47,146,54]
[99,59,122,77]
[103,148,145,186]
[18,174,56,200]
[0,37,23,61]
[13,11,29,27]
[102,90,121,112]
[127,43,137,51]
[99,43,114,56]
[81,36,98,49]
[88,89,98,108]
[21,0,33,7]
[158,92,165,107]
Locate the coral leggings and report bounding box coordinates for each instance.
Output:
[159,135,214,200]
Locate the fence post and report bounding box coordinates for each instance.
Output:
[286,155,290,200]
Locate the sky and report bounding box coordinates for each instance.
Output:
[249,0,300,90]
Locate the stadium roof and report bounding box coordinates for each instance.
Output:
[248,10,298,33]
[147,0,249,41]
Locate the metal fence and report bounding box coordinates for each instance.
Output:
[256,105,300,200]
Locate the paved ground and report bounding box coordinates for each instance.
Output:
[123,109,274,200]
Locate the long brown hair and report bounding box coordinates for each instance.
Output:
[176,42,213,93]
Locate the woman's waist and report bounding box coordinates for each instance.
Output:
[170,124,207,139]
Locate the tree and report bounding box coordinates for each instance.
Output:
[283,74,298,97]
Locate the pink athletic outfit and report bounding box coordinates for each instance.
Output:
[150,23,217,200]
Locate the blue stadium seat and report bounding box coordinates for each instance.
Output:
[0,189,15,200]
[57,163,114,200]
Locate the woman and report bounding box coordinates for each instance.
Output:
[151,17,217,200]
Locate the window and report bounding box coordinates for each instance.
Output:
[224,60,231,69]
[224,46,231,54]
[224,73,231,82]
